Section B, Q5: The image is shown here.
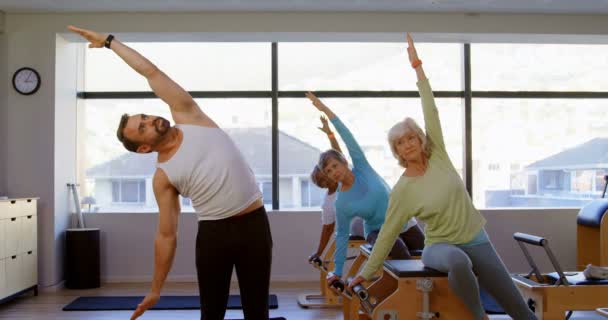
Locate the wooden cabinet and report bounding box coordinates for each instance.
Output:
[0,198,38,303]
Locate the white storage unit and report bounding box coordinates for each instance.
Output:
[0,198,38,303]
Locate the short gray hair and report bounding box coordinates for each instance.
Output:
[318,149,348,171]
[387,117,432,168]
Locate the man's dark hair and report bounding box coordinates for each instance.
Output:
[116,113,140,152]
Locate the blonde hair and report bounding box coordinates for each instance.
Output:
[387,117,432,168]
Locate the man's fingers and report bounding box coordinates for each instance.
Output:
[130,300,150,320]
[67,25,82,34]
[130,307,143,320]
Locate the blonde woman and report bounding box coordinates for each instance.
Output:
[349,34,536,320]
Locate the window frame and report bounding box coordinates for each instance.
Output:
[78,41,608,211]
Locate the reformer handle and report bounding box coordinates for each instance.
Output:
[346,277,374,314]
[513,232,546,246]
[513,232,569,286]
[330,278,345,292]
[352,283,369,301]
[310,256,323,267]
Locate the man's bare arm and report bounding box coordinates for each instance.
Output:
[150,169,180,294]
[130,169,180,320]
[68,25,216,127]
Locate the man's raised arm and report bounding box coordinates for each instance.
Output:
[68,25,216,127]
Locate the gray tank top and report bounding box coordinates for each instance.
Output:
[157,124,262,220]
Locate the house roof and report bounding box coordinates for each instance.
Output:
[526,137,608,169]
[87,127,322,178]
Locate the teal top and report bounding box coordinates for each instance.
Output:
[330,116,392,277]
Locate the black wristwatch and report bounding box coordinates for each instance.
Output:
[104,34,115,49]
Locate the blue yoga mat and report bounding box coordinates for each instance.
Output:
[480,288,505,314]
[63,294,278,311]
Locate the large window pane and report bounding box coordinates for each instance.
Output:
[279,43,462,91]
[79,98,270,212]
[472,44,608,91]
[473,99,608,209]
[279,97,463,210]
[84,43,271,91]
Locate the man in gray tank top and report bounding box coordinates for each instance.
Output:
[69,26,273,320]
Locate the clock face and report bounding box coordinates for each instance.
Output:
[12,67,41,95]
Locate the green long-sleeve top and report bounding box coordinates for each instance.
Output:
[360,78,486,280]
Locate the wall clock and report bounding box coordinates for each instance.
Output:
[12,67,41,95]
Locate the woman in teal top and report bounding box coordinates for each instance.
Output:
[349,34,536,320]
[305,92,425,283]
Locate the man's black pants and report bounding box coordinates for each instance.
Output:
[196,206,273,320]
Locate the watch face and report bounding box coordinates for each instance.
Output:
[13,67,41,95]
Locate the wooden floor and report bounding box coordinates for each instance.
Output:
[0,282,604,320]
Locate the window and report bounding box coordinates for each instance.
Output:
[279,43,462,91]
[260,181,272,206]
[572,170,594,193]
[472,42,608,208]
[181,197,192,207]
[78,40,608,212]
[473,99,608,208]
[596,170,608,194]
[300,180,324,208]
[85,43,270,91]
[278,43,463,211]
[111,179,146,204]
[527,175,538,195]
[540,170,565,190]
[488,163,500,171]
[472,44,608,91]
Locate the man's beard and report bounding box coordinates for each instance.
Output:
[151,117,171,145]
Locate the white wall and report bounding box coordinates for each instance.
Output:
[0,29,7,197]
[54,34,79,286]
[5,26,58,287]
[0,11,6,197]
[1,11,607,287]
[82,209,580,283]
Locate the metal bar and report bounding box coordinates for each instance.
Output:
[271,43,279,210]
[516,240,544,282]
[79,91,271,99]
[463,44,473,195]
[78,90,608,100]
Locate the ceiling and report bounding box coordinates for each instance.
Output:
[1,0,608,14]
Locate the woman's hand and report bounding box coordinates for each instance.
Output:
[348,275,366,290]
[406,33,420,65]
[318,115,332,135]
[305,92,328,112]
[326,272,339,285]
[306,91,337,119]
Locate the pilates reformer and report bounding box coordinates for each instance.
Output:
[298,235,367,308]
[577,175,608,270]
[341,244,471,320]
[339,244,422,319]
[511,175,608,320]
[511,232,608,320]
